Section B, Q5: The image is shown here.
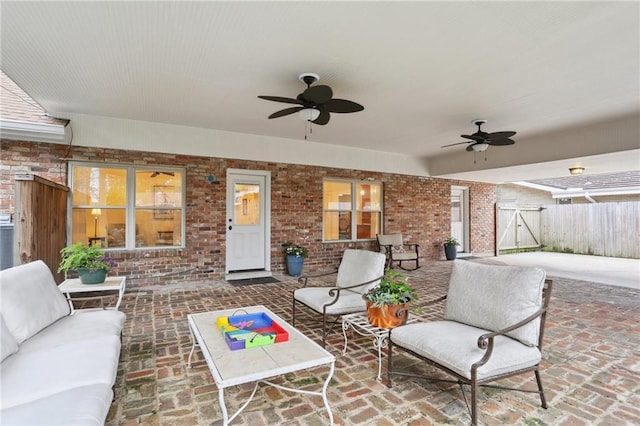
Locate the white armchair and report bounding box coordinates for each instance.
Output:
[292,249,386,348]
[387,260,552,425]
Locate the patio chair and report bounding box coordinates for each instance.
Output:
[376,233,420,270]
[387,260,552,425]
[292,249,386,348]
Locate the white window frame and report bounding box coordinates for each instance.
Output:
[68,162,186,250]
[322,178,384,242]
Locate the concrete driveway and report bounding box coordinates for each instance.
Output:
[494,252,639,289]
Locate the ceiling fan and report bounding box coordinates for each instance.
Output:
[258,73,364,125]
[442,120,516,152]
[150,171,175,178]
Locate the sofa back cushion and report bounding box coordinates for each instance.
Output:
[0,260,70,343]
[444,260,546,346]
[1,316,19,362]
[336,249,386,294]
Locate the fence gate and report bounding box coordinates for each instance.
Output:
[496,205,543,253]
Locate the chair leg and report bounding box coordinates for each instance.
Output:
[535,369,548,409]
[292,297,297,326]
[471,379,478,426]
[321,313,327,348]
[386,336,393,388]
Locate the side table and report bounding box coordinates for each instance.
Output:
[342,311,417,381]
[58,276,126,313]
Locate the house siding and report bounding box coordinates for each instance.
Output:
[0,139,496,287]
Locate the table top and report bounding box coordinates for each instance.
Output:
[188,305,334,388]
[58,276,126,293]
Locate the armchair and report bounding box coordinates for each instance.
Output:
[376,233,420,270]
[387,260,552,425]
[292,249,386,348]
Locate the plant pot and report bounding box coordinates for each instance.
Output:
[444,244,458,260]
[366,301,408,328]
[286,255,304,277]
[77,268,108,284]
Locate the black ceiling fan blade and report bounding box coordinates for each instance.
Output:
[488,131,517,140]
[312,107,330,125]
[258,95,302,105]
[268,106,303,119]
[324,98,364,113]
[441,141,472,148]
[302,85,333,104]
[461,134,485,142]
[488,138,515,146]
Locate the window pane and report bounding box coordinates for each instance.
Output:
[135,209,181,247]
[136,171,183,208]
[323,181,352,210]
[356,211,380,239]
[72,166,126,206]
[356,183,381,211]
[234,183,260,225]
[71,207,127,247]
[323,211,352,241]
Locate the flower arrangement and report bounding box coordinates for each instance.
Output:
[364,269,417,307]
[282,241,309,258]
[444,236,460,246]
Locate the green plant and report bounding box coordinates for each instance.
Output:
[364,269,417,307]
[444,236,460,246]
[57,242,111,278]
[282,241,309,258]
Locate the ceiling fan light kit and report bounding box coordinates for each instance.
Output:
[569,166,585,175]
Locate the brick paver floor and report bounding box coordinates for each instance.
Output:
[96,258,639,425]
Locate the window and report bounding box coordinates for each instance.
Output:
[323,179,382,241]
[69,163,185,249]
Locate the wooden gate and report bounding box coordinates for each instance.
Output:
[496,205,543,253]
[14,174,68,282]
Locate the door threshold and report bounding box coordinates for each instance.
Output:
[225,270,273,281]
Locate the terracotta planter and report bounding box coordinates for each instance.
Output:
[366,301,409,328]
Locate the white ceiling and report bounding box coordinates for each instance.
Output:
[1,1,639,182]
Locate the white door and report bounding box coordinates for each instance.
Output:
[226,169,271,273]
[451,187,469,252]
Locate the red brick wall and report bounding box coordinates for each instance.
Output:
[0,139,496,286]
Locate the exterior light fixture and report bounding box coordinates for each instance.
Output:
[569,167,585,175]
[299,108,320,121]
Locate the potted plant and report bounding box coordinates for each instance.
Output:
[58,242,113,284]
[443,236,460,260]
[282,241,309,277]
[364,268,417,328]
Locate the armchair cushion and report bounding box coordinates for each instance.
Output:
[391,321,542,380]
[336,249,386,294]
[293,288,365,315]
[444,260,546,346]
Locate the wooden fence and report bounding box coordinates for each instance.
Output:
[541,201,640,258]
[14,174,68,282]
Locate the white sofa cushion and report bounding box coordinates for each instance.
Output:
[1,316,19,362]
[294,288,366,315]
[18,310,125,354]
[0,335,121,410]
[444,260,546,346]
[0,260,70,343]
[336,249,386,294]
[390,321,542,380]
[0,384,113,426]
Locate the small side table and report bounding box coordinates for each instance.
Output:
[58,276,126,313]
[342,311,417,381]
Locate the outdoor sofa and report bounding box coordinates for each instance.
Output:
[0,260,125,425]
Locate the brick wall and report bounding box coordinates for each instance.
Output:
[0,139,496,287]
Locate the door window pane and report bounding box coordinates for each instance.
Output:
[234,183,260,225]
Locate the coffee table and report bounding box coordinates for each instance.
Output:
[187,305,335,425]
